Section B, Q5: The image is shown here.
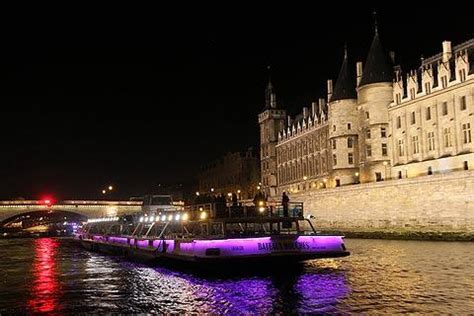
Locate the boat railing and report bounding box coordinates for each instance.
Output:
[184,201,304,219]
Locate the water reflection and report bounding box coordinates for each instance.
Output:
[28,238,62,314]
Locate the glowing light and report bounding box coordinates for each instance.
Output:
[144,217,149,222]
[139,217,144,222]
[168,215,173,221]
[258,207,265,213]
[237,190,241,194]
[210,188,214,192]
[108,185,113,190]
[199,207,203,211]
[258,201,264,206]
[227,193,232,197]
[182,213,189,221]
[150,216,155,222]
[323,178,327,183]
[175,214,180,221]
[155,216,159,222]
[200,212,207,220]
[383,161,388,166]
[161,215,166,221]
[355,172,359,176]
[303,176,308,180]
[196,191,200,196]
[257,186,261,190]
[102,190,106,194]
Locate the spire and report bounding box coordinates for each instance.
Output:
[330,46,357,102]
[358,17,393,87]
[265,65,277,109]
[373,11,378,35]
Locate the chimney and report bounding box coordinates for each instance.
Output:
[327,79,333,101]
[303,107,309,119]
[287,115,292,127]
[442,41,452,63]
[356,61,363,86]
[318,98,326,114]
[389,51,396,64]
[311,102,318,116]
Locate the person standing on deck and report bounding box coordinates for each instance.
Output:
[282,192,289,217]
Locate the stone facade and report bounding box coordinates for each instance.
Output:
[292,170,474,237]
[198,148,260,200]
[259,34,474,197]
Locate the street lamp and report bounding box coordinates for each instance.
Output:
[102,189,106,194]
[303,176,308,181]
[108,185,113,191]
[195,191,200,196]
[210,188,214,192]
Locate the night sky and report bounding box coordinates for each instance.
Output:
[1,4,472,199]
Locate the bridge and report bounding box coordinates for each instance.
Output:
[0,200,143,225]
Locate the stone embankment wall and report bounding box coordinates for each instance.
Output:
[290,170,474,240]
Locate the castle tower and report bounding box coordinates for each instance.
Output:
[328,46,360,186]
[357,22,394,183]
[258,72,287,197]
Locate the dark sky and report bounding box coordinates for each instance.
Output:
[0,4,472,199]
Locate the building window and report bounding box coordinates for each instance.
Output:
[441,75,448,88]
[366,129,371,139]
[412,136,419,154]
[425,82,431,94]
[347,123,351,130]
[332,139,336,150]
[443,128,452,147]
[347,137,353,148]
[426,107,431,120]
[427,131,436,151]
[428,166,433,175]
[332,154,337,166]
[442,102,448,116]
[462,123,472,144]
[464,161,469,170]
[382,143,388,156]
[411,111,416,125]
[460,96,467,111]
[333,125,336,131]
[396,93,401,105]
[398,171,402,179]
[366,145,372,157]
[366,112,370,119]
[348,153,354,164]
[396,116,401,129]
[381,127,387,138]
[410,87,416,100]
[459,69,466,82]
[398,139,404,156]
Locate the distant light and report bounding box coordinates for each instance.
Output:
[139,217,144,222]
[161,215,166,221]
[258,201,264,206]
[237,190,241,194]
[227,193,232,197]
[323,178,327,183]
[258,207,265,213]
[303,176,308,180]
[168,215,173,221]
[150,216,155,222]
[175,214,180,221]
[144,217,149,222]
[257,186,261,190]
[383,161,388,166]
[355,172,359,176]
[199,207,203,211]
[210,188,214,192]
[182,213,189,221]
[155,216,159,222]
[196,192,200,196]
[102,190,106,194]
[200,212,207,220]
[108,185,113,191]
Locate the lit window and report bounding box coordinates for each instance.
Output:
[427,132,436,151]
[382,143,388,156]
[398,139,404,157]
[460,96,467,111]
[462,123,472,144]
[442,102,448,116]
[443,128,452,147]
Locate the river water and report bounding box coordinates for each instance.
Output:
[0,237,473,314]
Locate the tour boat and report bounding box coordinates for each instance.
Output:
[75,201,349,264]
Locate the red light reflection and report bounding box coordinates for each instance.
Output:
[28,238,62,313]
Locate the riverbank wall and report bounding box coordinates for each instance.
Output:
[290,170,474,241]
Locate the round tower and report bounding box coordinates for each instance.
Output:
[328,47,360,186]
[357,27,393,183]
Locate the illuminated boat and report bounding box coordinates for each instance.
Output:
[75,202,349,263]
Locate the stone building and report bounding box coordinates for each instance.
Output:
[198,148,260,200]
[259,28,474,197]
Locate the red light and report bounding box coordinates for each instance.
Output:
[44,200,51,205]
[41,196,55,206]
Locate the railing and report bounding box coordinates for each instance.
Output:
[184,202,304,219]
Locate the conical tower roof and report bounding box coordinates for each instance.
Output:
[359,32,393,86]
[330,47,357,102]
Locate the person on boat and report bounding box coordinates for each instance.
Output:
[282,192,289,217]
